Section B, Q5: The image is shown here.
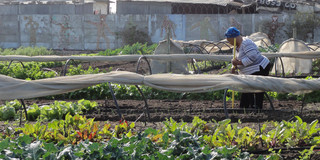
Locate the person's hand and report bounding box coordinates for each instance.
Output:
[231,59,241,66]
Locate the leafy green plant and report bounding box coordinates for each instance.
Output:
[163,117,188,134]
[282,117,320,147]
[98,48,122,56]
[265,148,283,160]
[74,117,99,143]
[27,104,41,121]
[0,106,16,121]
[0,46,54,56]
[2,116,320,159]
[1,99,97,121]
[66,65,101,76]
[299,145,315,160]
[113,120,135,138]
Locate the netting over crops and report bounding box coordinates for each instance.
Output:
[0,52,320,62]
[1,71,320,100]
[151,39,189,74]
[272,38,313,74]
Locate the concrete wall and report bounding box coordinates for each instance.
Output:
[0,13,320,50]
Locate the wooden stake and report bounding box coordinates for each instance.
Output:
[232,38,236,109]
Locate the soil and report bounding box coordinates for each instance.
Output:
[61,60,320,123]
[2,59,320,159]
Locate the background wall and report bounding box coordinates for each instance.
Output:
[0,9,319,50]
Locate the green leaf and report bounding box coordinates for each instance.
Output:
[295,116,303,124]
[88,142,100,153]
[57,146,75,159]
[17,135,33,146]
[26,141,45,160]
[0,138,10,151]
[43,142,58,153]
[144,128,158,135]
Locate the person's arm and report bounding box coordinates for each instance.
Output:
[239,42,259,66]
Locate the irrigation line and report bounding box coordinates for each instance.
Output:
[110,108,305,117]
[112,108,299,113]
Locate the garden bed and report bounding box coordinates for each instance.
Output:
[1,51,320,159]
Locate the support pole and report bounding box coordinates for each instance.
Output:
[232,38,236,109]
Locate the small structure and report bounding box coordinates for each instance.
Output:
[248,32,271,48]
[151,39,189,74]
[272,38,312,75]
[93,0,114,14]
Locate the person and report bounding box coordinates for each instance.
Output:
[225,27,271,109]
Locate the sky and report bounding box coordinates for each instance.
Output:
[110,0,116,13]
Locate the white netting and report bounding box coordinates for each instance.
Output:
[1,71,320,100]
[1,52,320,62]
[151,39,189,74]
[272,38,313,74]
[248,32,272,48]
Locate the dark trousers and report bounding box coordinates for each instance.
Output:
[240,63,271,109]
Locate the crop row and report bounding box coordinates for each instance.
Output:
[1,115,318,159]
[0,99,97,121]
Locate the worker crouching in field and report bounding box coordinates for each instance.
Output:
[225,27,271,109]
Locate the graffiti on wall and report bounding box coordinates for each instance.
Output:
[265,15,285,44]
[86,15,114,50]
[51,15,79,49]
[190,17,217,40]
[160,15,177,39]
[0,14,310,50]
[24,16,39,47]
[21,15,50,47]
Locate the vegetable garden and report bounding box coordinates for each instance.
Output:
[1,42,320,159]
